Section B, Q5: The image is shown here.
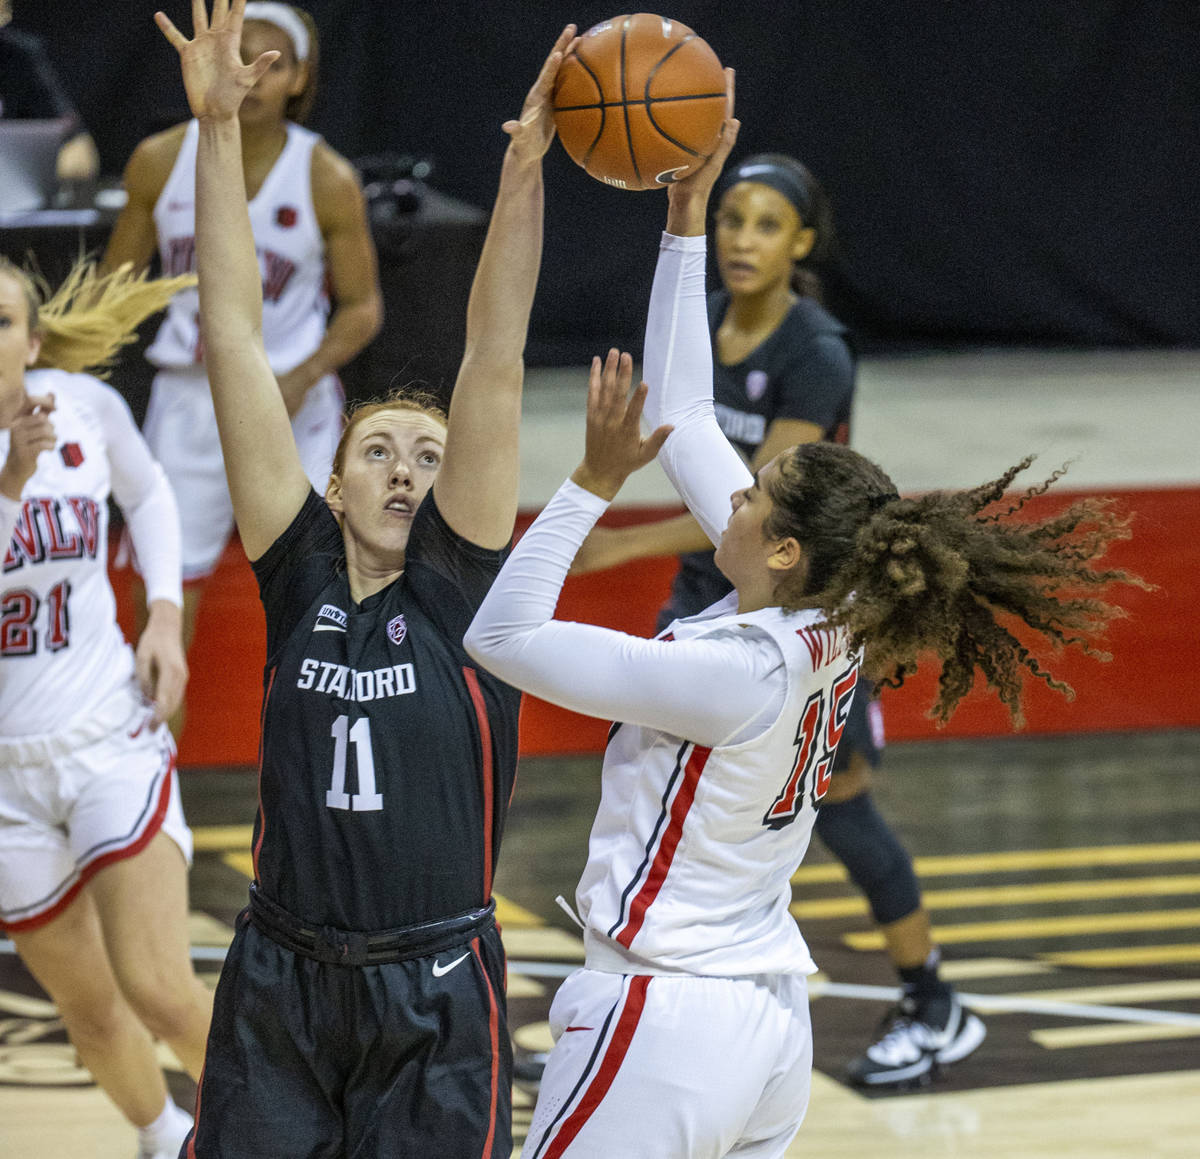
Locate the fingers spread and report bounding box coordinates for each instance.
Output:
[155,11,188,50]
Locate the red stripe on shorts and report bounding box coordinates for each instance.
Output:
[3,753,176,933]
[462,667,495,901]
[615,744,712,949]
[472,934,501,1158]
[542,975,652,1158]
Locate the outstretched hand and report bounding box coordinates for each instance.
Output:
[571,349,673,502]
[502,24,578,163]
[155,0,279,121]
[666,68,740,235]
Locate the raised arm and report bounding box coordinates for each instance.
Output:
[432,26,575,550]
[466,351,783,747]
[156,0,310,560]
[641,75,750,545]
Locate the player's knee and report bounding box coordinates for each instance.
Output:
[814,791,922,925]
[54,981,128,1046]
[118,962,201,1041]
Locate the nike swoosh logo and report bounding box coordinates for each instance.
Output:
[564,1025,594,1033]
[313,624,347,632]
[655,166,689,185]
[432,951,471,978]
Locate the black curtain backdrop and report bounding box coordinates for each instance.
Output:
[16,0,1200,362]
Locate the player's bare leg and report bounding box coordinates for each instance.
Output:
[11,893,171,1126]
[89,831,214,1078]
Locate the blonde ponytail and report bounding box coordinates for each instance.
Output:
[1,257,194,377]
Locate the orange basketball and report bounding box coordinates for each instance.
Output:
[552,14,726,191]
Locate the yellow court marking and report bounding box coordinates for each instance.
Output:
[192,825,254,852]
[494,894,544,928]
[222,851,254,879]
[844,907,1200,949]
[791,874,1200,919]
[937,957,1058,980]
[1031,1023,1200,1049]
[1004,979,1200,1006]
[792,841,1200,884]
[1044,944,1200,968]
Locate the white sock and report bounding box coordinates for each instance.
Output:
[138,1096,193,1155]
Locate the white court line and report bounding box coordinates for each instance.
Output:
[5,940,1199,1027]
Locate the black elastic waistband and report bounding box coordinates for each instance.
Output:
[247,884,495,966]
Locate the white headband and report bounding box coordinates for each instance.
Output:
[243,2,310,62]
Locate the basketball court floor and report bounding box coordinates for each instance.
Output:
[1,348,1198,1156]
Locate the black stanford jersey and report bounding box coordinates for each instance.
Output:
[250,489,520,930]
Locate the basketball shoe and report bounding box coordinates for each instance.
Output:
[845,987,986,1087]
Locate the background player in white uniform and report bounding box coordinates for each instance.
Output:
[0,257,213,1159]
[466,92,1143,1158]
[102,1,383,733]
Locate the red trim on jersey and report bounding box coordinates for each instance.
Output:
[2,755,176,933]
[186,1060,205,1159]
[471,934,501,1158]
[615,745,712,949]
[252,666,277,882]
[542,975,651,1158]
[462,667,495,901]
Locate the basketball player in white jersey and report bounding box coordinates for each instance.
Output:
[0,257,213,1159]
[102,1,382,731]
[467,84,1141,1156]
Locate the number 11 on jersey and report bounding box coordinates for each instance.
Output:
[325,715,384,812]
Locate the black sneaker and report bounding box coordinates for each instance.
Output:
[846,990,986,1088]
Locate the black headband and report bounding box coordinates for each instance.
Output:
[717,158,813,220]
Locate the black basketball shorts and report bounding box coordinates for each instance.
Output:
[187,904,512,1158]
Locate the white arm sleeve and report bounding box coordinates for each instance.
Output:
[84,379,183,608]
[643,231,753,546]
[465,479,786,748]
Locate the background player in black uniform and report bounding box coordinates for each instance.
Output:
[572,154,986,1087]
[156,3,577,1154]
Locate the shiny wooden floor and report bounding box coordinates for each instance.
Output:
[2,730,1198,1158]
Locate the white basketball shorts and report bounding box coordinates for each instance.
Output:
[0,681,192,932]
[522,968,812,1159]
[142,366,344,580]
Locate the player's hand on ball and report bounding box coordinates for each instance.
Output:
[0,393,56,499]
[155,0,281,121]
[666,68,739,230]
[136,600,189,727]
[503,25,579,163]
[571,349,672,502]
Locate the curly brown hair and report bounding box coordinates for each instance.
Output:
[762,442,1148,726]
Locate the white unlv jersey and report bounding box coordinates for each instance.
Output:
[578,600,861,978]
[146,119,329,372]
[0,372,134,735]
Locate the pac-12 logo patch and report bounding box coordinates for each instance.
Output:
[60,442,84,468]
[387,614,407,645]
[745,370,768,402]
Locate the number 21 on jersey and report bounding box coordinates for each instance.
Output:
[763,665,858,829]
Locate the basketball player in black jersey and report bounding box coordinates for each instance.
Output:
[155,3,578,1154]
